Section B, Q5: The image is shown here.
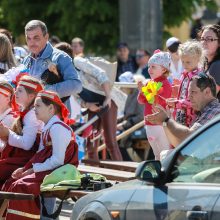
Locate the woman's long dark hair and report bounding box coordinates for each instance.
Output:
[197,24,220,71]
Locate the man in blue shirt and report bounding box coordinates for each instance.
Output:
[22,20,82,220]
[23,20,82,99]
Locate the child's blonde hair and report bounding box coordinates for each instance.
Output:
[178,40,205,67]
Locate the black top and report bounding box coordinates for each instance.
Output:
[79,88,105,105]
[208,60,220,85]
[116,55,138,81]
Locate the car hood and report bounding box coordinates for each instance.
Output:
[72,179,143,217]
[96,179,143,209]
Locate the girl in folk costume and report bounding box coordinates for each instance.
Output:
[137,50,172,160]
[3,90,78,220]
[167,40,204,127]
[0,76,44,188]
[0,80,17,150]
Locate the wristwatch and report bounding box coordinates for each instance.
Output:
[162,117,170,127]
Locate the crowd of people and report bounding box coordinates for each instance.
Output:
[0,18,220,219]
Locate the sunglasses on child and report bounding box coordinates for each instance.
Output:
[199,37,218,43]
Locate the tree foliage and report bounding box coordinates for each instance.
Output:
[0,0,119,55]
[163,0,217,27]
[0,0,217,54]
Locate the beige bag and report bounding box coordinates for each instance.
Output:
[89,57,127,111]
[88,57,117,88]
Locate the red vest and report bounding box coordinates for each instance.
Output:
[24,121,78,170]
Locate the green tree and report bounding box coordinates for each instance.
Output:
[0,0,119,55]
[163,0,217,28]
[0,0,217,55]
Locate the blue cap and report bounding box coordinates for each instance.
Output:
[117,42,128,49]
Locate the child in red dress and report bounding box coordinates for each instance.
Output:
[3,90,78,220]
[138,50,172,160]
[0,76,43,188]
[0,81,17,151]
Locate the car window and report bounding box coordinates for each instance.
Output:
[171,122,220,184]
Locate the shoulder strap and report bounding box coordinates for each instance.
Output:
[41,189,71,219]
[43,129,51,146]
[51,121,72,131]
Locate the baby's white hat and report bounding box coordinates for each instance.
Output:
[148,50,171,70]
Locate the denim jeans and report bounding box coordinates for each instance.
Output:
[40,197,57,220]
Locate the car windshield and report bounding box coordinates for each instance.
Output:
[171,122,220,183]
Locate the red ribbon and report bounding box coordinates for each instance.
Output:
[37,90,75,126]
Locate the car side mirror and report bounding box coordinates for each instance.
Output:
[135,160,163,184]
